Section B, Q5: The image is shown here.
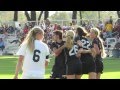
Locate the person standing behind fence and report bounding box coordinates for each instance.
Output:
[0,38,5,52]
[23,24,29,35]
[14,26,50,79]
[90,28,106,79]
[105,20,113,38]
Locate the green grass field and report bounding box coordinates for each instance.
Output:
[0,55,120,79]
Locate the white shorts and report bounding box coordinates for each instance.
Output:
[21,72,44,79]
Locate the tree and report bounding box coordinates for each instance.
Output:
[24,11,37,26]
[98,11,100,21]
[24,11,49,26]
[25,11,31,21]
[79,11,82,25]
[44,11,49,20]
[24,11,36,21]
[72,11,77,24]
[50,11,71,25]
[31,11,36,21]
[38,11,43,21]
[13,11,18,21]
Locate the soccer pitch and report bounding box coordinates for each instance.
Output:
[0,55,120,79]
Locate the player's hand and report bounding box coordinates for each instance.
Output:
[78,48,83,53]
[77,40,82,47]
[76,53,81,58]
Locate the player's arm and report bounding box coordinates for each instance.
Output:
[93,44,101,55]
[91,47,96,58]
[76,52,81,58]
[77,40,82,47]
[53,44,65,57]
[45,44,50,68]
[78,47,96,57]
[45,55,50,68]
[13,55,24,79]
[78,48,91,54]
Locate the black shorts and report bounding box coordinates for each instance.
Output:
[81,55,96,74]
[95,58,103,74]
[51,65,66,79]
[66,58,82,75]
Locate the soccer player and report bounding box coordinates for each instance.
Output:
[13,26,50,79]
[64,30,82,79]
[90,28,106,79]
[50,30,66,79]
[75,26,96,79]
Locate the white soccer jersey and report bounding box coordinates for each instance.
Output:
[16,40,50,79]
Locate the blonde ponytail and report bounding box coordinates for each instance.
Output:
[91,28,107,58]
[22,30,35,52]
[66,30,75,49]
[98,37,107,58]
[21,26,44,52]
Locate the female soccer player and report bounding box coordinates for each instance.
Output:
[14,26,50,79]
[50,30,66,79]
[75,26,96,79]
[64,30,82,79]
[90,28,106,79]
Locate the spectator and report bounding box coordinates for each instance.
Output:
[109,16,113,24]
[54,23,58,30]
[0,27,4,34]
[97,21,104,31]
[105,21,113,38]
[0,38,5,51]
[114,20,120,37]
[57,24,62,30]
[45,18,51,27]
[23,25,29,35]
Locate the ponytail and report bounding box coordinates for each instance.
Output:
[22,30,35,52]
[91,28,107,58]
[66,35,73,49]
[22,26,44,52]
[66,30,75,49]
[98,37,107,58]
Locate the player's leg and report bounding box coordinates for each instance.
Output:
[75,60,82,79]
[87,57,96,79]
[96,73,101,79]
[66,75,75,79]
[95,59,103,79]
[88,72,96,79]
[66,60,76,79]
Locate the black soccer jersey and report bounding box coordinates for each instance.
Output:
[75,36,93,58]
[75,36,96,74]
[64,43,82,75]
[92,38,103,73]
[75,36,93,50]
[51,41,66,78]
[64,43,80,61]
[92,38,102,58]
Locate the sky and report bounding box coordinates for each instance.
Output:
[49,11,72,16]
[24,11,72,16]
[49,11,56,16]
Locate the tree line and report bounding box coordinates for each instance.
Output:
[13,11,120,24]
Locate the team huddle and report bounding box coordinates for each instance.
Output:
[13,26,106,79]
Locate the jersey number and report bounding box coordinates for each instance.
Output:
[81,39,91,49]
[33,50,41,62]
[69,45,78,56]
